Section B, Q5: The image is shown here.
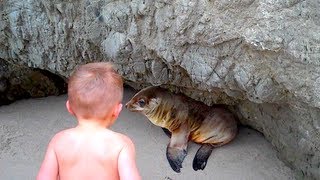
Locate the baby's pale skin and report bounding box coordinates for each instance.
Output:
[37,102,141,180]
[37,125,140,180]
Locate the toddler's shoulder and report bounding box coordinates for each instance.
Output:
[49,128,75,146]
[104,130,134,147]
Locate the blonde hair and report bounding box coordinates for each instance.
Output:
[68,62,123,119]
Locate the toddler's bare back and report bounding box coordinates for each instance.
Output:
[51,127,129,180]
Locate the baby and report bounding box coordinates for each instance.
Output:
[37,62,141,180]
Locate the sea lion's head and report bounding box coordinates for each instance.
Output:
[125,86,163,114]
[126,86,180,128]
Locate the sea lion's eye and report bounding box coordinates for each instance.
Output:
[138,99,145,107]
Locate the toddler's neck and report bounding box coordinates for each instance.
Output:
[77,118,112,130]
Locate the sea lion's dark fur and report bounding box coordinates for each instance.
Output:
[126,86,238,172]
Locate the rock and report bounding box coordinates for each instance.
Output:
[0,0,319,179]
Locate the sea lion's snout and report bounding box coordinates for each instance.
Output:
[125,102,129,109]
[125,100,134,110]
[125,97,145,112]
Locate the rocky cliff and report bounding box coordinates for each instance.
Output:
[1,0,319,179]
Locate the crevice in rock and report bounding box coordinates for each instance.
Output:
[34,68,68,95]
[0,60,67,105]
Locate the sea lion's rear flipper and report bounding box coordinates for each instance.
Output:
[162,128,172,138]
[192,144,214,171]
[166,124,190,173]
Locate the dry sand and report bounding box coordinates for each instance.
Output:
[0,87,295,180]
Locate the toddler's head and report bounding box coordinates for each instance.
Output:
[67,62,123,121]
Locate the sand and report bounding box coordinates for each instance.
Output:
[0,87,295,180]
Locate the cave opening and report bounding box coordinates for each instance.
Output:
[0,68,67,106]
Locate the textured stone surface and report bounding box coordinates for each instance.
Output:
[1,0,320,179]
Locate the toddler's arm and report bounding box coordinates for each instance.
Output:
[118,137,141,180]
[37,139,59,180]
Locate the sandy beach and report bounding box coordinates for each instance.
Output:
[0,87,295,180]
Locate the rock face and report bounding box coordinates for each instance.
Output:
[1,0,319,179]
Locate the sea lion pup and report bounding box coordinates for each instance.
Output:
[125,86,238,173]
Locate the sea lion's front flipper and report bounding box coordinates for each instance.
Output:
[166,124,190,173]
[166,145,187,173]
[162,128,172,138]
[192,144,214,171]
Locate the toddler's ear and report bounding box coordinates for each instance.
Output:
[112,103,123,119]
[66,100,75,115]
